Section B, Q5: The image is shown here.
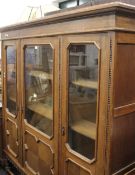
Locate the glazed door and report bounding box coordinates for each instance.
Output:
[3,40,22,163]
[21,37,59,175]
[60,34,110,175]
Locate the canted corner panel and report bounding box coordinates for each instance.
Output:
[6,118,19,158]
[24,130,54,175]
[66,159,92,175]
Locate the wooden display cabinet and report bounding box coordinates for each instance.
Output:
[1,1,135,175]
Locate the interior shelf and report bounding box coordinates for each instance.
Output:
[70,52,87,56]
[28,102,53,120]
[72,79,98,89]
[71,119,96,140]
[8,95,16,102]
[29,70,52,80]
[70,96,96,104]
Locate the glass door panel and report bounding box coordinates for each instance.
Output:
[6,46,17,115]
[24,45,53,137]
[68,43,99,160]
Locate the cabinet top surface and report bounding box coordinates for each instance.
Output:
[0,2,135,33]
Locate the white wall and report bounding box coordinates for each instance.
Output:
[0,0,62,59]
[0,0,60,27]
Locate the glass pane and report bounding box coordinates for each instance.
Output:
[6,46,17,115]
[68,44,98,160]
[25,45,53,137]
[59,0,77,9]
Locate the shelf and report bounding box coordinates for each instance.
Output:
[70,96,96,104]
[71,119,96,140]
[9,96,16,103]
[72,79,98,89]
[8,93,16,103]
[27,102,52,120]
[29,70,52,80]
[70,52,87,56]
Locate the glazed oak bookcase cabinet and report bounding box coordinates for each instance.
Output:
[1,2,135,175]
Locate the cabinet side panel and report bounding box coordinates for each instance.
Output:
[112,43,135,174]
[111,112,135,173]
[114,44,135,108]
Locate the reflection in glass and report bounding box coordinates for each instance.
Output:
[25,45,53,136]
[79,0,90,5]
[68,44,98,160]
[6,46,17,115]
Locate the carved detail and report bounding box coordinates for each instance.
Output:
[65,143,95,164]
[104,38,113,174]
[5,108,17,119]
[6,118,19,158]
[7,145,18,158]
[25,130,39,142]
[66,158,92,175]
[24,130,54,174]
[25,161,39,175]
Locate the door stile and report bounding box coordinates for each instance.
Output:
[16,39,23,164]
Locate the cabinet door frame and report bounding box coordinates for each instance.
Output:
[21,37,59,175]
[2,40,22,164]
[60,34,110,175]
